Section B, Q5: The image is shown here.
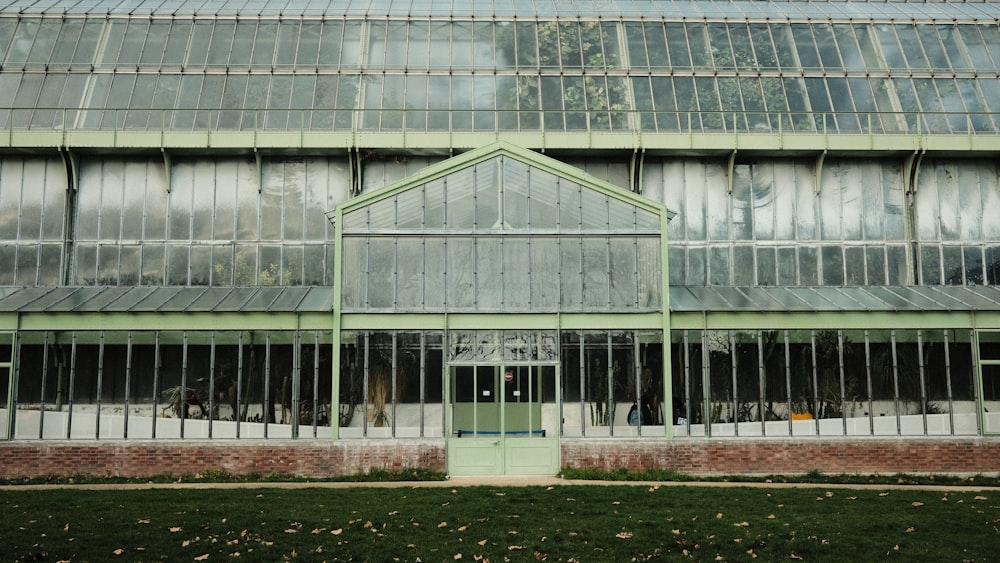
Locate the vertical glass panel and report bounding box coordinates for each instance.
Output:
[609,237,637,308]
[475,238,501,311]
[530,238,559,309]
[447,238,474,309]
[707,330,734,437]
[252,21,278,66]
[503,238,530,311]
[582,238,609,309]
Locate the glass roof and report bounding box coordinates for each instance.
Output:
[0,286,334,313]
[1,0,996,19]
[669,285,1000,312]
[1,2,999,137]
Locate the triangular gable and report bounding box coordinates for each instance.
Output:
[336,142,670,233]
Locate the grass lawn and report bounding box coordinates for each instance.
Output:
[3,483,998,562]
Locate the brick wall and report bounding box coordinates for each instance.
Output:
[561,438,1000,476]
[0,441,446,479]
[1,438,996,479]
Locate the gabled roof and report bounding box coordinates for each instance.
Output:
[335,141,671,223]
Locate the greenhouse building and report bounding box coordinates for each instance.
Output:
[1,0,1000,478]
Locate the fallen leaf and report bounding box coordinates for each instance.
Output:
[389,511,399,516]
[478,539,487,546]
[878,492,890,497]
[790,553,803,560]
[975,496,988,501]
[734,521,750,527]
[439,522,449,528]
[716,513,723,519]
[285,529,299,534]
[767,514,776,519]
[311,528,324,534]
[508,545,524,550]
[137,519,150,525]
[454,553,462,560]
[331,529,342,535]
[458,525,468,531]
[170,527,183,533]
[616,531,633,539]
[113,548,125,555]
[64,523,70,532]
[911,502,924,507]
[905,527,915,533]
[194,555,209,561]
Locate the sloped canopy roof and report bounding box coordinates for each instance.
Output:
[0,286,333,313]
[669,285,1000,312]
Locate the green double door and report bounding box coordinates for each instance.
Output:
[446,364,560,475]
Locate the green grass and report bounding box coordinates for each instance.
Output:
[3,484,998,561]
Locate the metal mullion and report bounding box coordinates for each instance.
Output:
[783,329,792,436]
[292,330,301,439]
[917,330,928,436]
[38,332,49,439]
[810,330,820,436]
[864,329,874,435]
[152,331,160,439]
[944,330,955,435]
[362,330,369,437]
[702,329,711,438]
[577,331,585,437]
[890,329,901,436]
[633,332,641,435]
[680,331,691,434]
[838,330,847,436]
[236,331,243,439]
[731,332,739,437]
[312,331,320,438]
[208,332,216,439]
[264,331,271,439]
[391,332,397,438]
[606,331,614,437]
[94,330,104,440]
[180,331,188,439]
[419,331,426,438]
[757,330,765,437]
[66,332,77,440]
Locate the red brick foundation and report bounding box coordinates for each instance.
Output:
[561,438,1000,476]
[1,438,996,479]
[0,440,446,479]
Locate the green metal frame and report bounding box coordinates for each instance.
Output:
[331,141,674,446]
[975,330,1000,436]
[1,331,14,440]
